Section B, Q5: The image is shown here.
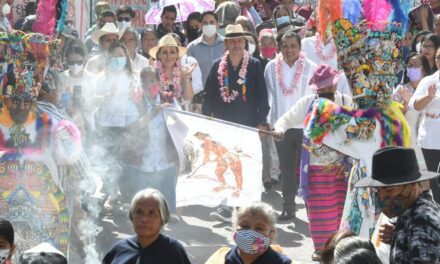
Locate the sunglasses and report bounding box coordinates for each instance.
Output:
[117,17,131,22]
[67,60,84,66]
[12,96,33,106]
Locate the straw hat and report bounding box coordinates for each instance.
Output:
[91,22,121,44]
[149,34,187,59]
[224,24,246,39]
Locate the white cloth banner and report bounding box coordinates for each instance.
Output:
[163,108,263,207]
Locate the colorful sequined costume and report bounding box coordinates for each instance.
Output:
[0,31,81,256]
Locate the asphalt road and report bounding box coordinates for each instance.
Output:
[96,182,318,264]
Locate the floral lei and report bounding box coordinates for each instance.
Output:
[314,33,336,61]
[217,50,249,103]
[155,60,181,98]
[275,51,306,96]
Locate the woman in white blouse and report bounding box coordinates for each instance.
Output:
[409,48,440,203]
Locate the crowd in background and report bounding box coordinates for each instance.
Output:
[0,0,440,263]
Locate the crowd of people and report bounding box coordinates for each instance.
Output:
[0,0,440,263]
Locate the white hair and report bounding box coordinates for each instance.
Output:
[233,201,277,231]
[129,188,170,227]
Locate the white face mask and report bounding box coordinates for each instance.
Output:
[248,43,256,54]
[0,249,9,264]
[202,25,217,38]
[416,42,421,53]
[118,21,131,31]
[2,3,11,16]
[69,64,83,76]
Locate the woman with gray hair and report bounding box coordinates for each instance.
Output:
[103,188,191,263]
[205,202,291,263]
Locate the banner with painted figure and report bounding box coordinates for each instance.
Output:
[163,108,263,208]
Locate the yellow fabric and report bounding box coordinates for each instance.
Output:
[390,101,411,147]
[204,245,291,264]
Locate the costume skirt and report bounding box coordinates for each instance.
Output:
[305,165,348,251]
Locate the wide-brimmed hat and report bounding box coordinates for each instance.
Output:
[224,24,246,39]
[355,147,439,188]
[91,22,121,44]
[149,34,187,59]
[275,22,304,40]
[309,64,341,91]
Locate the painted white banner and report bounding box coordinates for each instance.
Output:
[163,108,263,207]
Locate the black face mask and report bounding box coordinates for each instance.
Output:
[187,28,200,41]
[318,92,335,101]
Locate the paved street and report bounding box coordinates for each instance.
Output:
[96,182,318,264]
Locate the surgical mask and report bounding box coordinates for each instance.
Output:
[233,230,271,255]
[276,16,290,26]
[203,25,217,38]
[406,67,423,82]
[69,64,83,75]
[109,57,127,72]
[0,249,9,264]
[248,43,256,54]
[2,3,10,16]
[416,42,421,53]
[260,46,277,59]
[118,21,131,31]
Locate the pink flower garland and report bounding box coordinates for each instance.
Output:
[314,33,336,61]
[155,60,181,98]
[275,52,306,96]
[217,50,250,103]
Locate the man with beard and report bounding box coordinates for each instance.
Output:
[0,31,81,258]
[355,146,440,264]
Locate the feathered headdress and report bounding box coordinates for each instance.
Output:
[32,0,59,35]
[0,31,59,99]
[317,0,343,38]
[363,0,392,31]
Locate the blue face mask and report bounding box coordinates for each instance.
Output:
[276,16,290,26]
[109,57,127,72]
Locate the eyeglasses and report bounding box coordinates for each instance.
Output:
[117,17,131,22]
[12,96,33,106]
[422,44,435,50]
[67,60,84,66]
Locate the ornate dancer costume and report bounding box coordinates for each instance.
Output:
[0,30,81,256]
[304,15,410,238]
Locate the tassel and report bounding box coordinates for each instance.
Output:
[56,0,69,34]
[363,0,392,30]
[32,0,58,35]
[317,0,343,39]
[343,0,362,25]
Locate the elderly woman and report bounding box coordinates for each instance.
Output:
[206,202,291,263]
[150,34,195,110]
[103,188,191,263]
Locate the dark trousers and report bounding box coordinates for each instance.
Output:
[275,128,303,210]
[421,148,440,203]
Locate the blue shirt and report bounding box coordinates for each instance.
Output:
[225,246,291,264]
[187,34,225,87]
[103,234,191,264]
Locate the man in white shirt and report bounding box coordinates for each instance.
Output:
[85,22,121,74]
[264,30,316,220]
[121,27,149,73]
